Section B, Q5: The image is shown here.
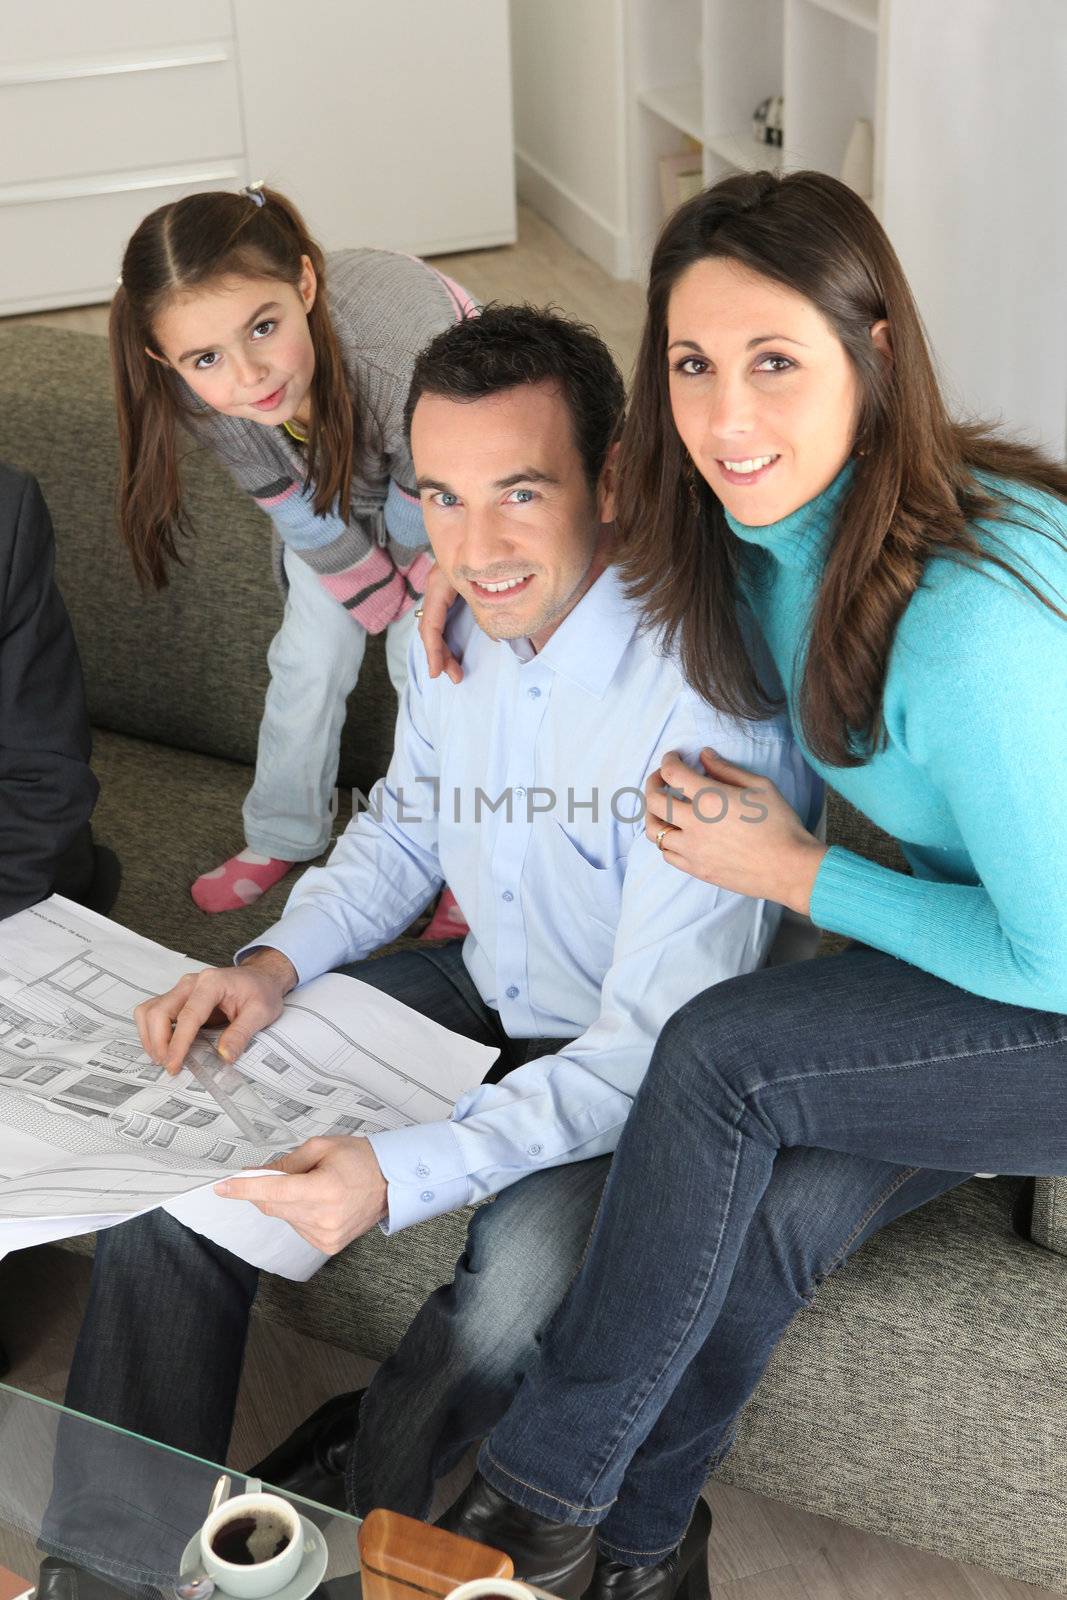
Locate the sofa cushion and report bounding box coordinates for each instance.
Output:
[1030,1177,1067,1257]
[89,728,339,968]
[714,1174,1067,1592]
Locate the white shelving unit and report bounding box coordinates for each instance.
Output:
[621,0,1065,455]
[626,0,882,281]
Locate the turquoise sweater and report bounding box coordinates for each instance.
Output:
[725,464,1067,1013]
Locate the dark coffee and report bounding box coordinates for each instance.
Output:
[210,1512,294,1566]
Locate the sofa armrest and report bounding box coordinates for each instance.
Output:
[1030,1177,1067,1256]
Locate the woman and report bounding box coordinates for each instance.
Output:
[419,169,1067,1600]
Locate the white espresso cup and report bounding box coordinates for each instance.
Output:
[445,1581,546,1600]
[200,1490,304,1599]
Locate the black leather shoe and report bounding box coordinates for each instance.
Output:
[583,1498,712,1600]
[247,1389,364,1511]
[439,1472,596,1600]
[35,1556,131,1600]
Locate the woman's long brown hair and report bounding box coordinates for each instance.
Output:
[617,170,1067,767]
[111,186,357,588]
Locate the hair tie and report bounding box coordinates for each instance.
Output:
[241,180,266,208]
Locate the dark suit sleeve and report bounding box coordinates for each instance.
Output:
[0,469,98,920]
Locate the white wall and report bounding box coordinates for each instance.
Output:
[509,0,631,276]
[880,0,1066,455]
[234,0,516,258]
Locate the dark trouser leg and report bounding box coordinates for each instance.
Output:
[45,1210,259,1587]
[64,1208,259,1458]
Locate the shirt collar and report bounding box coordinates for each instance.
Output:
[723,460,854,571]
[504,566,639,696]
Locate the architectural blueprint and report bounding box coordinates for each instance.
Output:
[0,898,498,1276]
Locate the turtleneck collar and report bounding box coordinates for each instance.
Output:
[722,459,854,571]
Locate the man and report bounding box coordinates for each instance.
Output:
[0,463,118,1383]
[0,464,117,923]
[57,308,817,1571]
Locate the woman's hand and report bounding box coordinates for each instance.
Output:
[417,565,463,684]
[645,748,827,916]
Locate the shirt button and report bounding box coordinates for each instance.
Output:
[528,1142,543,1156]
[415,1163,430,1178]
[527,686,541,699]
[515,786,526,798]
[420,1190,435,1203]
[505,984,519,1000]
[502,890,514,903]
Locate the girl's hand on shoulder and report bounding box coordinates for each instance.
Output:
[418,565,463,684]
[645,748,827,915]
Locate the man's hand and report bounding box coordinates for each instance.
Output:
[214,1136,389,1254]
[417,565,463,684]
[133,948,298,1074]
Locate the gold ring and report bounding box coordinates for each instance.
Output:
[655,827,669,851]
[414,606,425,621]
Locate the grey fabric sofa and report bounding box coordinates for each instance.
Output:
[2,326,1064,1592]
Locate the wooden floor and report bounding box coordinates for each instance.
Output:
[3,208,1062,1600]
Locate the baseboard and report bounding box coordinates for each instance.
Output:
[514,148,631,280]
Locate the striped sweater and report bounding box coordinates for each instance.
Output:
[184,249,476,632]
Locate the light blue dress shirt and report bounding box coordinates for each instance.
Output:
[243,567,819,1231]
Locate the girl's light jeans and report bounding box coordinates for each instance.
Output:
[243,545,415,859]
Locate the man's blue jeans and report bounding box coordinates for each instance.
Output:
[476,945,1067,1563]
[58,942,593,1548]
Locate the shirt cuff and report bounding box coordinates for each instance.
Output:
[234,903,362,986]
[368,1119,470,1233]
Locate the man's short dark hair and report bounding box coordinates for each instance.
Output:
[405,303,625,487]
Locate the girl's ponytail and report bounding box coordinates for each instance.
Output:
[110,284,190,588]
[255,187,357,520]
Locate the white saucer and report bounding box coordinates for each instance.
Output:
[179,1515,329,1600]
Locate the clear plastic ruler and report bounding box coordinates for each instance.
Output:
[184,1042,289,1147]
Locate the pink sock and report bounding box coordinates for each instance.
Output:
[191,849,295,913]
[419,885,470,942]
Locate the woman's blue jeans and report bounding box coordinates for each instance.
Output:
[477,944,1067,1563]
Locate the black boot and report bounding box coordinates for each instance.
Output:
[439,1473,595,1600]
[35,1556,132,1600]
[247,1389,363,1511]
[583,1498,712,1600]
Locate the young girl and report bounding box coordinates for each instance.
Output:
[111,182,474,927]
[417,170,1067,1597]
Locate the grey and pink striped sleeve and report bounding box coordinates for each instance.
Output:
[250,471,435,632]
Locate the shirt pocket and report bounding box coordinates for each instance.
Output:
[548,822,629,952]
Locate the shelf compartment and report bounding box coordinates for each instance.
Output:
[637,81,704,141]
[705,130,786,174]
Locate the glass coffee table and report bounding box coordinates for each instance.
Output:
[0,1383,362,1600]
